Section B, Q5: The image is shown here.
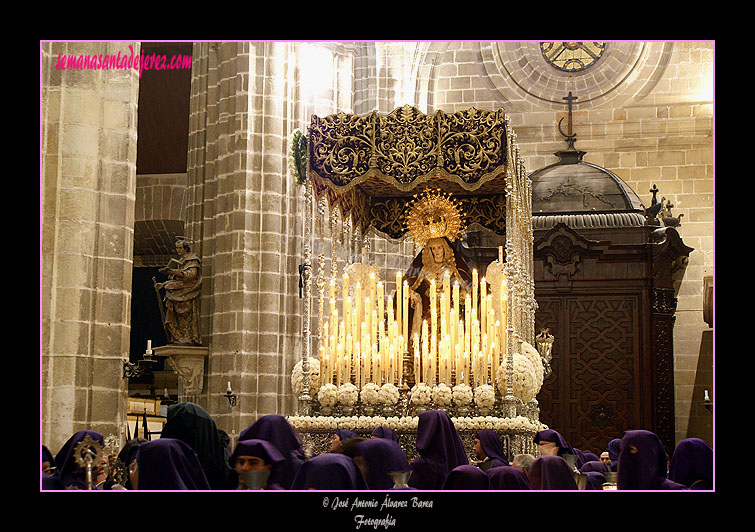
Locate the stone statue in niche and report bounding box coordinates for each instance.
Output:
[153,237,202,345]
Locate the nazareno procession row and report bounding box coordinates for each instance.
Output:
[41,403,712,491]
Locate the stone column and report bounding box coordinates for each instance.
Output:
[41,42,140,452]
[186,42,306,435]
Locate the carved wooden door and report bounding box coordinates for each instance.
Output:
[535,293,644,455]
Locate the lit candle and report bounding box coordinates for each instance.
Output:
[343,273,350,323]
[330,336,344,386]
[494,320,500,387]
[375,346,382,385]
[421,320,429,383]
[481,277,487,336]
[364,297,371,344]
[329,278,336,303]
[472,269,478,323]
[345,297,352,343]
[146,339,152,353]
[453,281,460,353]
[402,280,409,352]
[319,345,325,387]
[355,282,362,335]
[440,293,447,342]
[455,342,461,386]
[377,281,384,340]
[369,272,376,316]
[354,342,361,386]
[388,344,395,385]
[395,272,402,349]
[227,381,232,393]
[443,272,451,340]
[498,245,503,264]
[462,350,469,385]
[398,335,404,387]
[414,334,420,384]
[324,353,331,384]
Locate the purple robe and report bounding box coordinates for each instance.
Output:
[608,438,622,472]
[290,453,368,490]
[486,465,531,490]
[230,438,287,490]
[442,465,490,490]
[136,438,211,490]
[371,426,399,442]
[475,429,509,468]
[528,455,578,490]
[239,414,306,489]
[54,430,105,489]
[617,430,687,490]
[355,438,410,490]
[408,410,468,490]
[669,437,713,490]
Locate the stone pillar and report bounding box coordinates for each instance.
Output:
[186,42,306,435]
[41,42,140,452]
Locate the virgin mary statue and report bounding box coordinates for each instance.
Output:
[400,190,475,343]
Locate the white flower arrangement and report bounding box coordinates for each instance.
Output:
[474,384,496,408]
[317,383,338,407]
[378,383,400,405]
[337,382,359,406]
[360,382,380,405]
[432,383,453,406]
[520,341,544,393]
[496,352,538,403]
[452,383,473,406]
[409,382,433,406]
[285,414,544,434]
[291,357,321,397]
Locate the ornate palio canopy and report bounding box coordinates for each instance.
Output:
[306,105,512,238]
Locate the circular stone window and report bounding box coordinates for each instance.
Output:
[540,42,606,72]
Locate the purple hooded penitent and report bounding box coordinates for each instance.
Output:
[486,465,531,490]
[408,410,469,490]
[669,437,713,490]
[136,438,211,490]
[607,438,622,471]
[289,453,368,490]
[528,455,578,490]
[54,430,105,489]
[534,429,583,468]
[239,414,306,489]
[475,429,509,467]
[442,465,490,490]
[584,471,607,490]
[230,438,287,490]
[355,438,410,490]
[160,402,235,490]
[335,429,360,441]
[371,426,399,442]
[617,430,687,490]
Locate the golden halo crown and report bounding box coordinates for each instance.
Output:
[404,189,465,248]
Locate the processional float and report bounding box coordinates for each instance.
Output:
[288,105,554,460]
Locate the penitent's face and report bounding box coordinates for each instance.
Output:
[538,441,559,456]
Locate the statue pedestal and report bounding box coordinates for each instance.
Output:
[153,345,209,403]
